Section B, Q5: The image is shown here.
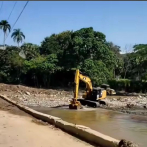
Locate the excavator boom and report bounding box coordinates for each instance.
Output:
[69,69,82,109]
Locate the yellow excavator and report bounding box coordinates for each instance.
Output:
[69,69,116,109]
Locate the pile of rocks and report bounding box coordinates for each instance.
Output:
[105,95,147,109]
[5,90,73,108]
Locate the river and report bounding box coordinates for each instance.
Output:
[31,106,147,147]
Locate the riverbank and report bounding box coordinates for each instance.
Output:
[103,95,147,116]
[0,83,147,116]
[0,93,140,147]
[0,97,94,147]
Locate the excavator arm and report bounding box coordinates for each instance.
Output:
[73,69,93,99]
[69,69,93,109]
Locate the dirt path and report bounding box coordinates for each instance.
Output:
[0,98,93,147]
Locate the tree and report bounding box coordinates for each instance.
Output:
[23,54,60,87]
[81,59,112,85]
[107,42,121,56]
[71,27,117,68]
[132,44,147,80]
[122,44,133,79]
[0,46,24,83]
[40,31,73,70]
[0,20,11,49]
[0,27,129,88]
[11,29,25,47]
[21,43,40,60]
[40,31,72,55]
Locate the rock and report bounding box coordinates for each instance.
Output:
[119,139,139,147]
[139,95,142,98]
[112,98,117,101]
[25,91,30,95]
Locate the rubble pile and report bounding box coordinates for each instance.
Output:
[0,83,146,116]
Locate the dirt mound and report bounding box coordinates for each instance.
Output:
[0,83,73,108]
[0,83,72,95]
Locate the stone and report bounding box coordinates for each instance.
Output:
[25,91,30,95]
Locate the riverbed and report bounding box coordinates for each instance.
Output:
[31,106,147,147]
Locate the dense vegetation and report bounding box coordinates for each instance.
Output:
[0,20,147,92]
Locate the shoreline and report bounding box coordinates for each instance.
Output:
[0,94,139,147]
[0,83,146,116]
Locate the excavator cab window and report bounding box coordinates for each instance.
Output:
[85,88,88,92]
[91,88,102,100]
[91,88,102,101]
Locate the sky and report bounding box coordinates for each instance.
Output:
[0,1,147,52]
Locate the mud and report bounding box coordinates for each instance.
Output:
[0,97,54,128]
[0,97,29,117]
[31,119,49,126]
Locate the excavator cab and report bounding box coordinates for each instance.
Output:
[85,87,106,101]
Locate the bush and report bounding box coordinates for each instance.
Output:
[108,79,147,93]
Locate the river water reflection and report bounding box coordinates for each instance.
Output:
[31,106,147,147]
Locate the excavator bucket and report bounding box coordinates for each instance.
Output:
[69,104,79,109]
[69,99,83,109]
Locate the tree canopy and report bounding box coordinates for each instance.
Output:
[0,26,147,90]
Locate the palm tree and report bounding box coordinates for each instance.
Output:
[11,29,25,47]
[21,43,39,60]
[0,20,11,48]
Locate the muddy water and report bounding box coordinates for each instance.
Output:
[31,106,147,147]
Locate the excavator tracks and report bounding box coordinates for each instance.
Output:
[77,98,106,108]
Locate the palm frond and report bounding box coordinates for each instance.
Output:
[11,28,25,46]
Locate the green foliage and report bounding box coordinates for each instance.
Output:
[21,43,40,60]
[23,56,46,73]
[0,20,11,46]
[81,59,112,85]
[0,20,11,33]
[0,46,25,83]
[23,54,60,87]
[70,27,117,70]
[38,54,61,74]
[108,79,147,93]
[1,26,147,92]
[11,29,25,47]
[108,79,131,91]
[121,44,147,80]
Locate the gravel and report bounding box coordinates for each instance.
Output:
[0,83,147,116]
[105,95,147,109]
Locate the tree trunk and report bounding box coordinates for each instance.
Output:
[114,68,115,78]
[3,33,5,49]
[18,42,19,48]
[124,69,127,79]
